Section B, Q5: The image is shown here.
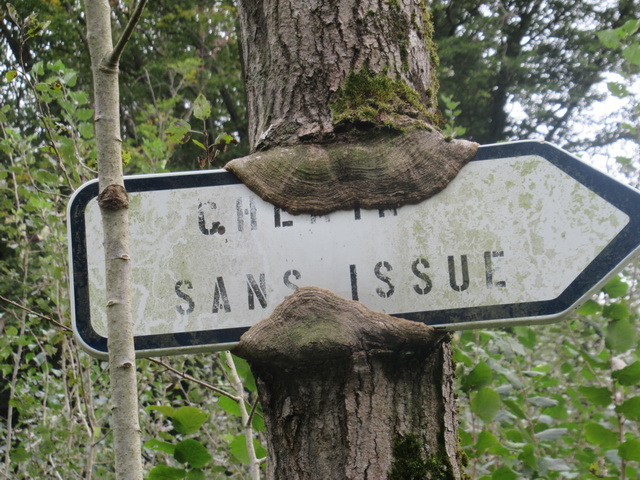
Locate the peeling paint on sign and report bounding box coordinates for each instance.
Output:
[68,141,640,358]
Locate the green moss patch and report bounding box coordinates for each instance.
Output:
[331,68,438,131]
[389,434,456,480]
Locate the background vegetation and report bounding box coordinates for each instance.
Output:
[0,0,638,478]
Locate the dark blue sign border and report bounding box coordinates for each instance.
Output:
[68,141,640,357]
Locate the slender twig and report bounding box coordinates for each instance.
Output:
[247,399,261,429]
[148,357,240,402]
[224,351,261,480]
[0,295,72,332]
[104,0,150,70]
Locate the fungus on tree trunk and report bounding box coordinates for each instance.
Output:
[229,1,474,478]
[225,0,478,214]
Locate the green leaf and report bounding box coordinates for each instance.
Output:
[476,430,509,455]
[10,446,30,463]
[229,435,250,464]
[5,70,17,83]
[623,44,640,65]
[528,396,558,408]
[607,82,629,98]
[147,465,187,480]
[231,354,257,392]
[193,93,211,121]
[470,387,501,423]
[186,470,206,480]
[31,61,44,76]
[584,423,618,449]
[144,439,175,455]
[578,386,612,407]
[191,139,206,151]
[166,118,191,143]
[515,326,537,349]
[535,428,568,442]
[502,398,527,420]
[603,303,629,320]
[619,439,640,462]
[612,361,640,386]
[606,318,636,352]
[174,439,212,468]
[172,406,209,435]
[251,409,265,432]
[214,132,236,146]
[603,276,629,298]
[616,396,640,421]
[597,29,621,49]
[76,108,94,122]
[491,465,518,480]
[578,299,601,316]
[461,361,492,392]
[6,3,19,24]
[519,444,536,470]
[79,122,94,139]
[217,396,241,417]
[619,19,640,36]
[228,435,266,464]
[146,405,176,418]
[538,457,571,473]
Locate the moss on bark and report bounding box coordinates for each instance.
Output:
[331,67,439,131]
[390,434,458,480]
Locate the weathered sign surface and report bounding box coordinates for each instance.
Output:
[68,141,640,358]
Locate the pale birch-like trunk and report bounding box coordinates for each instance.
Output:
[84,0,146,478]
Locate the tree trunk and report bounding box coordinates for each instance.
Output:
[238,0,439,150]
[234,288,465,480]
[228,0,477,215]
[84,0,146,478]
[230,1,471,478]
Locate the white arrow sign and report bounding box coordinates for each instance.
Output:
[68,141,640,358]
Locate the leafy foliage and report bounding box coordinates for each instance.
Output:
[0,1,638,479]
[455,275,640,479]
[433,0,639,148]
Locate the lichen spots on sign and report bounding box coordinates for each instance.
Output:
[518,192,533,210]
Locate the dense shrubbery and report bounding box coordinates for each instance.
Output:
[1,1,638,478]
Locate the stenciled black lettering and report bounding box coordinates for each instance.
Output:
[274,207,293,227]
[284,270,301,291]
[237,197,258,232]
[197,201,224,235]
[378,208,398,218]
[212,277,231,313]
[247,273,268,309]
[411,257,432,295]
[310,214,330,224]
[448,255,470,292]
[350,264,359,300]
[175,280,195,315]
[375,261,395,298]
[484,251,506,288]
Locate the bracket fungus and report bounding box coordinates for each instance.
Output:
[225,129,478,216]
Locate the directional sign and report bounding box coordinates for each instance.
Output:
[68,141,640,358]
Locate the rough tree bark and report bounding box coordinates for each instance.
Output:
[235,288,464,479]
[84,0,147,478]
[226,0,478,215]
[228,1,474,479]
